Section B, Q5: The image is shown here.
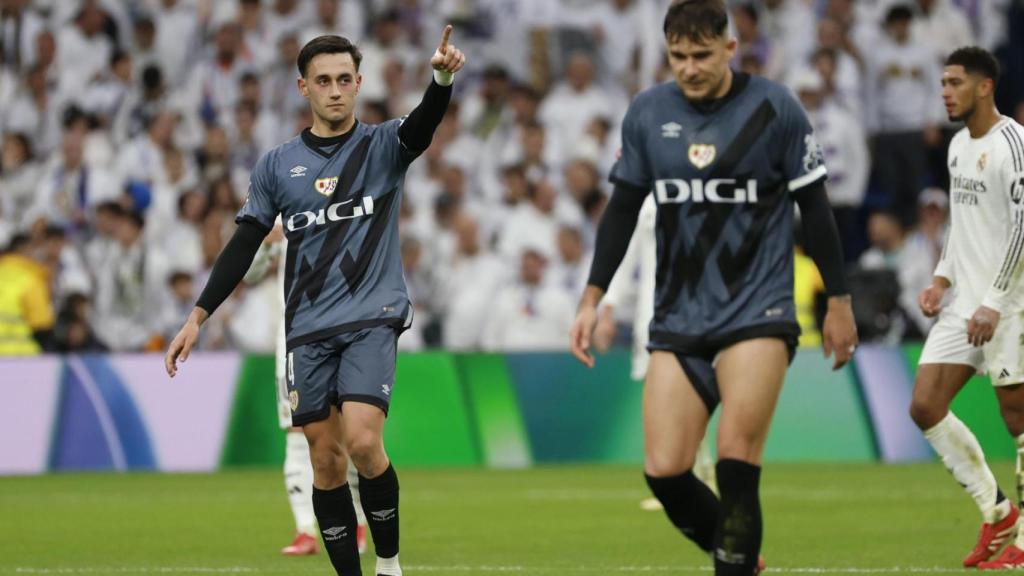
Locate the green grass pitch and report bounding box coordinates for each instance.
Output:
[0,463,1014,575]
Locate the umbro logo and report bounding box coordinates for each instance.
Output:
[382,384,391,396]
[371,508,396,521]
[322,526,347,541]
[290,165,307,178]
[661,122,682,138]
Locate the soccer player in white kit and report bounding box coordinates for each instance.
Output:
[244,223,367,557]
[909,47,1024,569]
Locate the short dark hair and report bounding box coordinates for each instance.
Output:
[6,233,30,253]
[43,225,66,240]
[885,5,914,24]
[167,270,193,286]
[297,35,362,77]
[95,201,125,218]
[109,49,129,68]
[735,3,758,25]
[663,0,729,43]
[946,46,1001,86]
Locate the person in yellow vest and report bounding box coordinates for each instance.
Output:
[794,245,826,348]
[0,234,55,355]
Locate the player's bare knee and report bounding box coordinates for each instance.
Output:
[909,397,944,430]
[717,430,765,463]
[644,451,695,477]
[306,433,345,477]
[344,429,383,467]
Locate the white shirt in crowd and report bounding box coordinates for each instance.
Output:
[603,195,656,380]
[809,101,870,208]
[482,282,576,351]
[864,35,944,134]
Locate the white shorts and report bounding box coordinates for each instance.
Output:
[919,310,1024,386]
[276,374,294,429]
[276,321,292,429]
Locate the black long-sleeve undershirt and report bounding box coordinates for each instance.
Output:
[793,181,849,296]
[195,220,267,315]
[587,183,648,291]
[397,78,452,152]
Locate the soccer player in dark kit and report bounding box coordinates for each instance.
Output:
[570,1,858,574]
[165,28,465,576]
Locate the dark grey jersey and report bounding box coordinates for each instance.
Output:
[238,119,418,349]
[610,74,827,351]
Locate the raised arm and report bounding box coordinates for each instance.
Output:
[396,25,466,153]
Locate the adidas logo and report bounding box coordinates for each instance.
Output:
[322,525,347,541]
[371,508,397,522]
[1000,368,1011,379]
[951,157,958,169]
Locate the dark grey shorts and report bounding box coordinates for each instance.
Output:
[286,326,398,426]
[659,328,799,414]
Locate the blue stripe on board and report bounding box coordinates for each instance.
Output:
[80,355,156,469]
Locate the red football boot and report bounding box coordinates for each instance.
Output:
[281,532,319,556]
[357,523,368,554]
[964,506,1020,567]
[979,544,1024,569]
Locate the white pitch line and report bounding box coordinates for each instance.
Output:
[8,566,977,575]
[11,565,256,569]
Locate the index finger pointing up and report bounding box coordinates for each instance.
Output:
[439,24,452,54]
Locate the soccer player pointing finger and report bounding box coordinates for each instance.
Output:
[570,1,856,574]
[166,27,464,576]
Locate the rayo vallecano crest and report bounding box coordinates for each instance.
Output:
[688,144,716,169]
[314,176,339,196]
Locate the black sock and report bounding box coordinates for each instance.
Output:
[714,459,762,576]
[359,463,400,558]
[645,470,719,552]
[312,483,363,575]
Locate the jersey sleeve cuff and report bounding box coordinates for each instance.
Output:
[609,175,650,194]
[982,293,1008,314]
[932,265,954,286]
[235,215,274,235]
[787,165,828,193]
[433,69,454,86]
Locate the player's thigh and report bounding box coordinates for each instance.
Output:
[643,350,713,476]
[914,313,979,421]
[341,401,387,457]
[302,405,346,475]
[715,337,789,464]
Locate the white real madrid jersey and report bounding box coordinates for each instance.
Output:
[936,116,1024,317]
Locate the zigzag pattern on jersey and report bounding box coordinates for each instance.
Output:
[284,136,375,333]
[655,99,782,320]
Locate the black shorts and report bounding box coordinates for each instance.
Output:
[286,326,398,426]
[651,324,799,413]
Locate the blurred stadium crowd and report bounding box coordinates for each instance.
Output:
[0,0,1023,355]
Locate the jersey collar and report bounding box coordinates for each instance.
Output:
[689,71,751,115]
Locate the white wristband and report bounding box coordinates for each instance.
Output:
[433,68,454,86]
